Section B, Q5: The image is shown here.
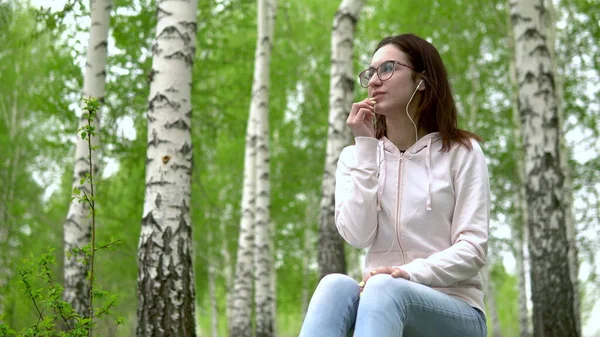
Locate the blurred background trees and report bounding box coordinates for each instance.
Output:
[0,0,598,336]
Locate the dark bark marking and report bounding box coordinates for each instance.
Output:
[155,193,162,208]
[165,118,190,130]
[149,93,181,111]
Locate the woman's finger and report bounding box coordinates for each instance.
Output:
[360,266,392,289]
[350,99,376,116]
[350,103,374,119]
[358,108,375,121]
[390,268,409,279]
[347,98,377,139]
[372,266,395,275]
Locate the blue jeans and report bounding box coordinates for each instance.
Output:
[299,273,487,337]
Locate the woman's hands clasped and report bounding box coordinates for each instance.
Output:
[347,97,376,138]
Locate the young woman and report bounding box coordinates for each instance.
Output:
[299,34,490,337]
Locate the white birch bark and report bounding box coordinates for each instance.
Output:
[63,0,111,316]
[547,1,581,333]
[254,0,276,336]
[512,172,532,337]
[514,224,531,337]
[317,0,363,278]
[229,42,259,337]
[136,0,198,335]
[229,127,256,337]
[510,0,579,335]
[509,31,532,337]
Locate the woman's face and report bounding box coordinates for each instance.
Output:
[367,44,421,117]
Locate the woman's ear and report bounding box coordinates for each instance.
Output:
[417,70,427,91]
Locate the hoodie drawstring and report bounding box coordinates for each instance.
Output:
[377,143,386,211]
[425,137,432,211]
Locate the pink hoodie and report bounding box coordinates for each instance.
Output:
[335,133,490,314]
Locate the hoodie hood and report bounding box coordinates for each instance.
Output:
[377,132,441,211]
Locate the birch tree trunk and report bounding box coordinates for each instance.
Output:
[63,0,111,316]
[512,181,531,337]
[136,0,198,335]
[229,125,256,337]
[514,225,531,337]
[229,41,259,337]
[510,0,579,336]
[547,1,581,333]
[509,30,532,337]
[254,0,276,336]
[317,0,363,279]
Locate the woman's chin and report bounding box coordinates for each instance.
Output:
[375,103,406,118]
[374,105,390,116]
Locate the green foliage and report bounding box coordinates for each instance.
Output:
[0,1,79,330]
[487,263,520,337]
[1,0,598,336]
[7,251,92,337]
[74,97,100,216]
[0,97,121,336]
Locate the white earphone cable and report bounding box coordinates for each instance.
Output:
[373,80,422,269]
[406,81,422,145]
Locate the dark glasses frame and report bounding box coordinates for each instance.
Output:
[358,60,416,88]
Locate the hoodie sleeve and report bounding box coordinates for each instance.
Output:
[400,140,490,287]
[334,137,380,249]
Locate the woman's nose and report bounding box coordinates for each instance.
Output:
[368,75,382,88]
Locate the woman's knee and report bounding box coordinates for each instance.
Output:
[362,274,414,301]
[315,273,360,297]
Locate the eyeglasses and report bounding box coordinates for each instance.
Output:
[358,60,416,88]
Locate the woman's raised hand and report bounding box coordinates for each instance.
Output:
[346,97,376,138]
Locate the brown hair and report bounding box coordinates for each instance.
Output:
[373,34,481,151]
